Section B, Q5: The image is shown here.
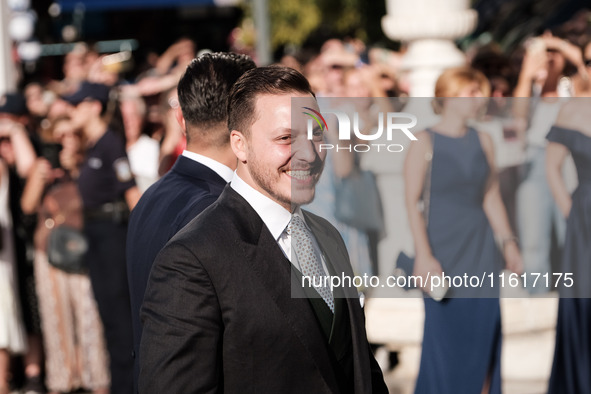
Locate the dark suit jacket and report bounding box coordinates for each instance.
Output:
[139,186,388,394]
[126,155,228,390]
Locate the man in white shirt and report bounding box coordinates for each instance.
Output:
[126,52,255,392]
[139,66,387,394]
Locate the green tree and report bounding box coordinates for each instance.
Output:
[241,0,390,51]
[269,0,321,49]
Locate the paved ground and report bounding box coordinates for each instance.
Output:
[382,359,549,394]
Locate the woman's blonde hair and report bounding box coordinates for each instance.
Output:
[432,66,491,114]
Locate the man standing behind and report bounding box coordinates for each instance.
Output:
[140,66,388,393]
[126,52,256,391]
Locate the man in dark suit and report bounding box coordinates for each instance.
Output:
[140,66,388,393]
[126,52,256,391]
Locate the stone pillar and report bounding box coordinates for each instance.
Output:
[382,0,477,97]
[366,0,478,280]
[0,0,16,95]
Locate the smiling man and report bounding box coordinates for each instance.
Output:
[139,66,387,394]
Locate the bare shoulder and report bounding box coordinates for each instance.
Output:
[413,129,432,142]
[407,130,432,154]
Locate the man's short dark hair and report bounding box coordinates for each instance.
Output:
[177,52,255,143]
[228,66,315,135]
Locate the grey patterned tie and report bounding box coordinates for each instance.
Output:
[289,215,335,313]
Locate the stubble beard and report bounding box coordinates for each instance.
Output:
[248,153,292,210]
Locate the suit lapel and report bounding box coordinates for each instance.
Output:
[304,212,358,299]
[304,212,374,394]
[220,188,340,393]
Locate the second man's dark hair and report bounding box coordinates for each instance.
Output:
[177,52,256,131]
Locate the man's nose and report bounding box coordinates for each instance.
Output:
[292,135,318,162]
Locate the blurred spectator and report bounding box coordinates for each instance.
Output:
[129,38,197,98]
[367,47,404,97]
[513,32,583,293]
[545,65,591,391]
[153,38,196,77]
[156,88,185,176]
[572,36,591,96]
[341,66,393,275]
[87,54,125,87]
[317,39,359,97]
[472,44,518,98]
[64,81,140,394]
[24,83,55,135]
[472,46,522,233]
[47,43,94,97]
[0,95,36,178]
[45,95,72,125]
[20,117,110,394]
[119,91,160,193]
[0,157,28,394]
[305,86,375,280]
[0,93,44,394]
[278,54,303,73]
[302,54,327,96]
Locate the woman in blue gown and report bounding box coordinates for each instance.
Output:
[545,96,591,393]
[403,67,523,394]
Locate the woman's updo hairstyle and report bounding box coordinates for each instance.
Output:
[432,66,491,114]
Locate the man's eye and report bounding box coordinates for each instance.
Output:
[312,129,324,139]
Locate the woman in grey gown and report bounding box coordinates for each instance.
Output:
[403,67,523,394]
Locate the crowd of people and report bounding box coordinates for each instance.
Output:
[0,8,589,394]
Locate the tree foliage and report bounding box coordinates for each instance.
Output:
[239,0,390,52]
[269,0,322,48]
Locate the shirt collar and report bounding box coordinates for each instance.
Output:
[230,172,292,241]
[181,150,234,183]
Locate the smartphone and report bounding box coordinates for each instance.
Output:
[526,37,546,55]
[40,142,63,169]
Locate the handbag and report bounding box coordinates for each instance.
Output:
[333,164,385,233]
[47,225,88,274]
[42,180,88,274]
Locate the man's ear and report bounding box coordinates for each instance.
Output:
[230,130,248,163]
[175,106,186,135]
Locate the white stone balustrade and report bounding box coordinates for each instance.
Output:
[381,0,477,97]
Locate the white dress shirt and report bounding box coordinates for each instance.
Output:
[230,173,331,277]
[181,150,234,183]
